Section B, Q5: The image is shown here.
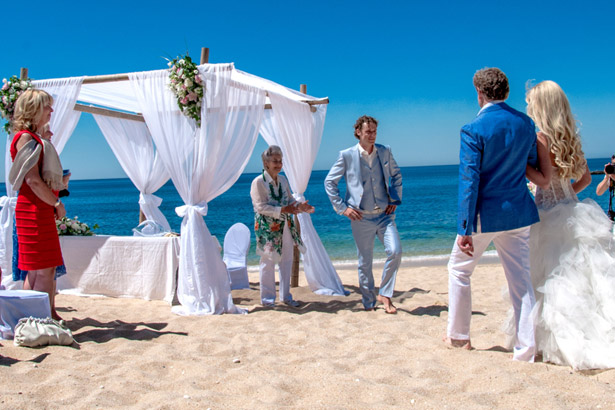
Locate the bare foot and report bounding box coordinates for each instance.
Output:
[442,336,472,350]
[377,295,397,314]
[51,309,63,321]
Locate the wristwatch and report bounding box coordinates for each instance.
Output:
[54,199,62,208]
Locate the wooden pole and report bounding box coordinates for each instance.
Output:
[20,68,28,80]
[290,218,301,288]
[82,73,130,84]
[73,103,145,122]
[200,48,210,64]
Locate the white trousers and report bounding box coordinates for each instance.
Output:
[259,227,294,305]
[447,226,536,362]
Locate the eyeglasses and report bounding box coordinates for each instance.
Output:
[268,159,283,164]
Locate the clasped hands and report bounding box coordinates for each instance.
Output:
[282,201,315,215]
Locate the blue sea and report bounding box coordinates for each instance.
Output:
[2,158,611,265]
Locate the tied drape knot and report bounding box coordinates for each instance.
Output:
[292,193,306,202]
[0,195,17,209]
[139,193,163,207]
[175,201,208,218]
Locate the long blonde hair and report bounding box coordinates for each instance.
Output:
[526,80,586,180]
[12,89,54,134]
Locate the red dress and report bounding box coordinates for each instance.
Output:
[10,130,63,270]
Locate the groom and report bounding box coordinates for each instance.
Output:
[325,115,402,313]
[446,67,541,362]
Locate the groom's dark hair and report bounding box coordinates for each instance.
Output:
[473,67,509,101]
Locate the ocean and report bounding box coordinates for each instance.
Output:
[2,158,612,265]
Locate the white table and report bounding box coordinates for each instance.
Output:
[57,235,180,303]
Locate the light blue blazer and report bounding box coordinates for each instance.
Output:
[325,143,402,215]
[458,102,539,235]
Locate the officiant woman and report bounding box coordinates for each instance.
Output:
[9,89,67,319]
[250,145,314,307]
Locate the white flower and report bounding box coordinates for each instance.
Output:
[184,78,193,87]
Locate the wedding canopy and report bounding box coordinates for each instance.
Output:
[0,61,347,315]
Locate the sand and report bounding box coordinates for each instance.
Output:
[1,261,614,409]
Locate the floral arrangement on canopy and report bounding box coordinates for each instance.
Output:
[56,216,99,236]
[0,75,33,134]
[167,55,204,127]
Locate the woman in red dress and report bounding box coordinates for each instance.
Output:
[9,89,66,319]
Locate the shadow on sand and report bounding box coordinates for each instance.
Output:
[66,318,187,345]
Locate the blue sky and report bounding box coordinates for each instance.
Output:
[2,0,614,180]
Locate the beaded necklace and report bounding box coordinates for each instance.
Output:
[264,170,283,203]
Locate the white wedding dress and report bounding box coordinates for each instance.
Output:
[526,168,615,369]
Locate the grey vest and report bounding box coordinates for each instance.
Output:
[359,155,389,211]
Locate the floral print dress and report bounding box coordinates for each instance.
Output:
[250,171,305,263]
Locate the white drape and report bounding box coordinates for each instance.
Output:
[260,91,346,296]
[1,77,83,288]
[129,64,265,315]
[93,115,171,232]
[33,77,84,154]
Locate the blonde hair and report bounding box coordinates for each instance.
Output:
[12,89,54,134]
[526,80,586,180]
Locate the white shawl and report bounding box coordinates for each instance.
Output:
[9,139,64,191]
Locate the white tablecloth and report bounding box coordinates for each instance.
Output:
[57,235,180,303]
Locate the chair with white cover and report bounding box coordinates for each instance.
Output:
[0,290,51,339]
[223,223,251,290]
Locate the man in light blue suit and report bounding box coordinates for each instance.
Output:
[445,68,542,362]
[325,115,402,313]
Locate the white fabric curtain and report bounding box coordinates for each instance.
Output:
[0,168,17,288]
[33,77,84,154]
[129,64,265,315]
[1,77,83,287]
[260,91,346,296]
[93,115,171,232]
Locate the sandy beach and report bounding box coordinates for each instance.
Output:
[1,261,614,409]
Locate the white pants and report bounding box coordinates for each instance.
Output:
[259,227,294,305]
[447,226,536,362]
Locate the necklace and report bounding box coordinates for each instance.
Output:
[264,171,283,203]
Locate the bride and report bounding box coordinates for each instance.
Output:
[522,80,615,370]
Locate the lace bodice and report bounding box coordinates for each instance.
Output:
[535,167,578,210]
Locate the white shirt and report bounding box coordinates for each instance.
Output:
[357,143,377,167]
[250,170,293,219]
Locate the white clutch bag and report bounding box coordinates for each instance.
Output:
[13,316,74,347]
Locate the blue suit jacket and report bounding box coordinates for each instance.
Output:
[458,102,539,235]
[325,143,402,215]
